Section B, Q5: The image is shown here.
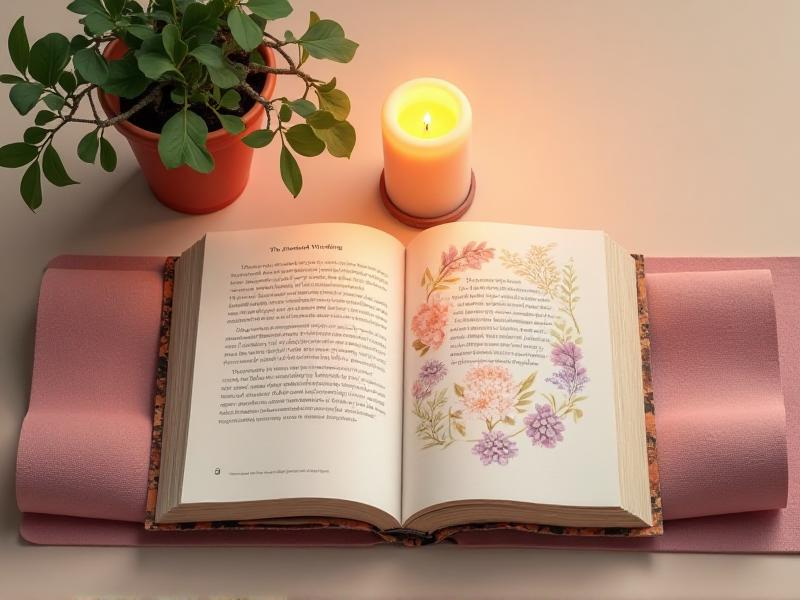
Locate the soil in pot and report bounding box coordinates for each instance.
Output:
[119,50,268,134]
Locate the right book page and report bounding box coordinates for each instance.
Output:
[401,222,625,524]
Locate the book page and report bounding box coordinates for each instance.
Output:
[401,222,621,523]
[180,224,405,523]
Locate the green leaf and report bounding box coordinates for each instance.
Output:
[313,120,356,158]
[315,87,350,120]
[0,74,25,84]
[0,142,38,167]
[242,128,274,148]
[299,19,358,63]
[299,11,320,65]
[99,137,117,172]
[287,98,315,117]
[42,145,78,186]
[58,71,77,94]
[9,82,44,115]
[161,24,187,64]
[305,110,337,129]
[43,93,65,111]
[23,127,48,145]
[279,144,302,197]
[8,17,30,75]
[77,129,99,163]
[103,0,125,18]
[67,0,107,15]
[28,33,70,87]
[317,77,335,93]
[136,51,178,80]
[127,25,155,41]
[35,110,58,126]
[70,34,92,53]
[101,55,149,98]
[190,45,240,88]
[278,103,292,122]
[219,89,241,110]
[247,0,293,20]
[158,109,214,173]
[83,12,115,36]
[218,114,245,135]
[74,48,109,86]
[227,8,263,52]
[182,2,218,41]
[285,124,324,157]
[20,161,42,210]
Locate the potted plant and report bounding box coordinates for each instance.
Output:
[0,0,358,213]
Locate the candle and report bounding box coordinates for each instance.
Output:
[381,78,473,223]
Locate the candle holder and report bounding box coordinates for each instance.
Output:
[379,169,476,229]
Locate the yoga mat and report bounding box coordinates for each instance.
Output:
[14,255,794,551]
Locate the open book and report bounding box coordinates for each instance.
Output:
[154,222,652,535]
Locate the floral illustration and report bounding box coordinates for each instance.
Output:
[410,241,591,464]
[411,241,494,356]
[412,360,448,401]
[524,404,566,448]
[410,297,450,356]
[472,431,519,466]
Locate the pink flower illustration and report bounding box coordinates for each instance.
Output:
[460,364,516,421]
[440,241,494,279]
[412,379,431,401]
[525,403,566,448]
[411,297,449,351]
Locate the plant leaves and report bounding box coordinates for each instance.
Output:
[190,45,240,88]
[74,48,109,86]
[20,160,42,210]
[42,145,78,186]
[43,93,65,111]
[35,110,58,126]
[77,129,100,163]
[9,82,44,115]
[158,108,214,173]
[0,142,38,167]
[218,114,245,135]
[161,24,187,65]
[58,71,77,94]
[313,120,355,158]
[315,86,350,121]
[70,34,92,53]
[278,103,292,122]
[127,24,155,40]
[136,51,179,80]
[101,55,149,98]
[219,89,241,110]
[83,12,115,36]
[23,127,48,145]
[28,33,70,87]
[99,137,117,172]
[454,383,464,397]
[285,124,324,157]
[299,19,358,63]
[279,144,302,197]
[8,17,30,75]
[67,0,107,15]
[305,110,336,129]
[247,0,293,20]
[242,128,274,148]
[287,98,315,117]
[0,74,25,84]
[103,0,125,18]
[227,8,263,52]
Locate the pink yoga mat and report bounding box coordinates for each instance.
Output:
[15,255,795,551]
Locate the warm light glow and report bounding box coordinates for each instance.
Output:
[423,112,432,132]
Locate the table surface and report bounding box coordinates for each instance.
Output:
[2,0,800,597]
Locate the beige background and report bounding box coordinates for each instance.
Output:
[2,0,800,597]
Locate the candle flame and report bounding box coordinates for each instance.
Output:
[423,112,431,132]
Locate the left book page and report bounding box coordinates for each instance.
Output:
[177,224,406,524]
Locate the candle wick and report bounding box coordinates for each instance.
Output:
[425,122,429,132]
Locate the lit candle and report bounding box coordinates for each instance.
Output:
[381,78,474,225]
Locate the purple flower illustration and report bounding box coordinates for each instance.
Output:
[545,341,589,396]
[471,431,519,465]
[418,359,447,388]
[525,404,566,448]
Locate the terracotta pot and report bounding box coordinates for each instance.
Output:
[99,39,277,214]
